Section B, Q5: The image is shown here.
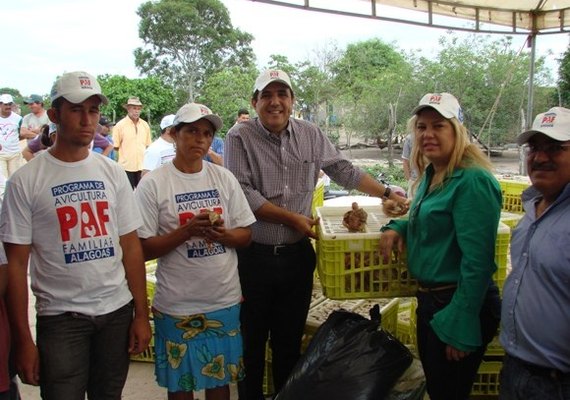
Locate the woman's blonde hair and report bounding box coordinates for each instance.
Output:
[410,110,493,191]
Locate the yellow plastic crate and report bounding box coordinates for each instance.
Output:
[316,206,418,300]
[499,179,530,214]
[146,271,157,319]
[500,211,524,230]
[311,178,325,217]
[130,321,155,363]
[396,298,418,352]
[494,222,511,292]
[471,361,502,396]
[484,334,505,357]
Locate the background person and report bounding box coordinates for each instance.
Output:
[19,95,49,143]
[22,123,56,161]
[402,124,419,198]
[135,103,255,400]
[204,136,224,166]
[236,108,250,124]
[499,107,570,400]
[0,94,23,178]
[0,71,151,399]
[113,96,152,189]
[225,69,408,400]
[379,92,502,400]
[93,116,116,160]
[142,114,176,176]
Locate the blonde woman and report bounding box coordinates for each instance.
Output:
[379,93,502,400]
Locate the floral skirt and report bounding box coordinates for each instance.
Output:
[153,304,244,393]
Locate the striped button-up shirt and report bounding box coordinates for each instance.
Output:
[225,118,363,245]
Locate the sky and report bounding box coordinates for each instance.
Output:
[1,0,568,97]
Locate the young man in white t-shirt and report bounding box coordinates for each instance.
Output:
[0,94,23,178]
[142,114,175,176]
[0,71,151,400]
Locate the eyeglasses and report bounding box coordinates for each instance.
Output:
[524,143,570,156]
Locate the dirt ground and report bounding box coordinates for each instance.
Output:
[17,146,522,400]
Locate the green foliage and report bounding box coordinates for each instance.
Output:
[557,44,570,107]
[412,34,551,145]
[198,66,258,136]
[97,74,178,136]
[135,0,255,101]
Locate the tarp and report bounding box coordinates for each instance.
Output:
[249,0,570,34]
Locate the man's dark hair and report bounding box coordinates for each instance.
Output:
[237,108,249,117]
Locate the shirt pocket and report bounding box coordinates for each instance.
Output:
[291,161,316,193]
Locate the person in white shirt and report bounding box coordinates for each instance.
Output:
[0,71,151,399]
[136,102,255,400]
[0,94,23,178]
[142,114,175,176]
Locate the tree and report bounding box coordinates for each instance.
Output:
[331,39,414,158]
[412,33,553,145]
[198,66,258,135]
[557,44,570,107]
[98,75,178,136]
[134,0,255,101]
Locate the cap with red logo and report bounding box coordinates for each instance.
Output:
[411,92,463,123]
[172,103,223,132]
[253,69,292,94]
[517,107,570,145]
[50,71,108,105]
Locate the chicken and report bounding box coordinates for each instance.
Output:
[343,202,368,232]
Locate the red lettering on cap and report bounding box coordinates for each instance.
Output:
[270,71,279,79]
[541,115,556,125]
[79,78,91,87]
[199,106,209,115]
[429,95,442,103]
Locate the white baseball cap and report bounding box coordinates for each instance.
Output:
[0,94,14,104]
[517,107,570,144]
[253,69,292,93]
[50,71,109,105]
[173,103,223,132]
[160,114,176,130]
[412,92,464,123]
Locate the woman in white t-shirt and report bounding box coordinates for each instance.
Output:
[135,103,255,400]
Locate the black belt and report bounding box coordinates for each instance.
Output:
[417,283,457,293]
[512,355,570,381]
[250,239,308,256]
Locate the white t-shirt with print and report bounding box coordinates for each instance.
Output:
[136,161,256,315]
[0,112,22,154]
[142,137,175,172]
[0,151,142,316]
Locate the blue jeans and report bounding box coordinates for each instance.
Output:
[500,354,570,400]
[36,301,133,400]
[416,284,501,400]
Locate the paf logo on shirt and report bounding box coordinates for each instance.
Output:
[175,189,226,258]
[52,181,115,264]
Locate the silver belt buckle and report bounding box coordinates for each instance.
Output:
[273,245,286,255]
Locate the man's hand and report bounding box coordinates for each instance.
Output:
[289,213,319,239]
[128,315,152,355]
[382,198,410,217]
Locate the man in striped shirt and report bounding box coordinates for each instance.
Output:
[225,69,408,400]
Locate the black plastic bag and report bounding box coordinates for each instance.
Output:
[275,307,413,400]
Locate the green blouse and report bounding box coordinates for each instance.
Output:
[383,164,501,351]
